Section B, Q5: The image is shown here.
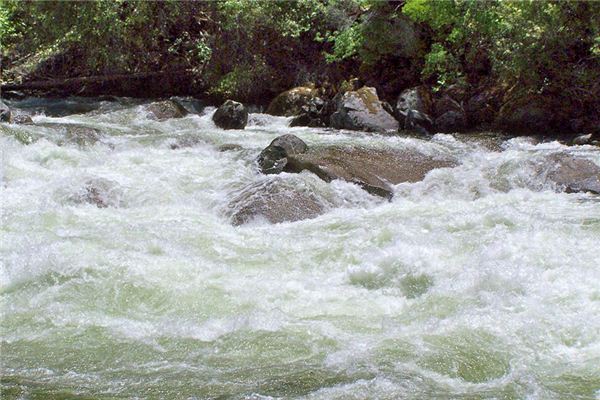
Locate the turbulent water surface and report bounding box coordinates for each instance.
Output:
[1,98,599,399]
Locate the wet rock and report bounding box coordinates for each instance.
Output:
[544,153,600,194]
[169,134,202,149]
[70,178,122,208]
[289,113,324,128]
[65,125,104,146]
[12,114,33,125]
[330,86,399,132]
[266,86,324,117]
[218,143,244,152]
[396,86,433,120]
[404,109,433,135]
[435,110,467,133]
[257,134,308,174]
[146,100,188,120]
[213,100,248,130]
[284,145,457,198]
[227,179,325,225]
[0,100,12,122]
[572,134,592,146]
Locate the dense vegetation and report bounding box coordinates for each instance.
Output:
[1,0,599,127]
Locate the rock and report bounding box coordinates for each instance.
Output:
[435,111,467,133]
[0,100,12,122]
[404,109,433,135]
[12,114,33,124]
[266,86,324,117]
[434,95,463,117]
[65,125,104,146]
[169,134,202,149]
[146,100,188,120]
[213,100,248,130]
[283,145,457,198]
[289,113,324,127]
[257,134,308,174]
[544,153,600,194]
[396,86,433,120]
[227,179,325,225]
[69,178,122,208]
[329,86,399,132]
[465,92,497,126]
[572,134,593,146]
[495,95,556,134]
[218,143,243,152]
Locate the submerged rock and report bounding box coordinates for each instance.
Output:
[330,86,399,132]
[146,100,188,120]
[227,179,325,225]
[266,86,324,117]
[282,145,456,198]
[12,114,34,125]
[213,100,248,130]
[69,178,122,208]
[65,125,104,146]
[544,153,600,194]
[218,143,243,152]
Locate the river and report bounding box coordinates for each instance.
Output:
[1,97,599,399]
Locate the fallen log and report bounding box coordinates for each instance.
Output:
[1,69,205,97]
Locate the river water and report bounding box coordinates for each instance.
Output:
[1,98,599,399]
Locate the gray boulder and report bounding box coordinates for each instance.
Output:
[330,86,399,132]
[1,100,12,122]
[396,86,433,120]
[257,134,308,174]
[213,100,248,130]
[227,180,325,225]
[435,110,467,133]
[572,134,592,146]
[147,100,188,120]
[405,109,433,135]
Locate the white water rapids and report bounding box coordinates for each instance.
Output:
[1,98,599,399]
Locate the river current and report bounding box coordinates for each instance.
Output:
[1,98,599,399]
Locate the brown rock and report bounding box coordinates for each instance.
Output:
[285,145,457,198]
[227,180,325,225]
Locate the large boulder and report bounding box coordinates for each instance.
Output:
[226,179,325,225]
[266,86,324,117]
[257,134,308,174]
[495,94,559,134]
[396,86,434,134]
[1,100,12,122]
[213,100,248,130]
[330,86,399,132]
[465,91,498,127]
[146,100,188,120]
[435,110,467,133]
[396,86,433,120]
[543,153,600,194]
[280,145,457,199]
